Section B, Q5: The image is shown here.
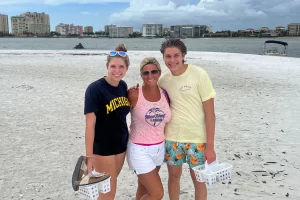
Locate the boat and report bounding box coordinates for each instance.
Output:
[74,43,84,49]
[263,40,288,56]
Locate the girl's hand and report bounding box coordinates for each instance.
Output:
[87,157,94,173]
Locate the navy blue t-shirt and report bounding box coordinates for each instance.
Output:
[84,78,130,155]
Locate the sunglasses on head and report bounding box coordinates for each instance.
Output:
[109,51,127,57]
[141,70,161,76]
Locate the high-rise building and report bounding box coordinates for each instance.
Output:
[55,23,69,35]
[11,12,50,35]
[55,23,83,35]
[109,26,133,38]
[105,25,116,34]
[84,26,93,33]
[0,14,9,34]
[288,23,300,36]
[275,26,285,31]
[141,24,163,37]
[170,25,208,38]
[207,26,213,33]
[69,24,83,35]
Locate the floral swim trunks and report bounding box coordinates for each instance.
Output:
[164,140,206,168]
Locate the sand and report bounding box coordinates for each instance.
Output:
[0,50,299,200]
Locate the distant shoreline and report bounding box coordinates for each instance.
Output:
[1,36,300,39]
[0,50,299,59]
[1,38,299,58]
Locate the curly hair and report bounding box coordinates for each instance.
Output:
[160,38,187,55]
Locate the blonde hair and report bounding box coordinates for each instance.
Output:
[140,57,161,72]
[106,44,130,67]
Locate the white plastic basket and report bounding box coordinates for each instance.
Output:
[193,160,232,187]
[78,177,111,199]
[98,177,111,194]
[79,183,99,199]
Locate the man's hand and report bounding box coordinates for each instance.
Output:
[204,147,216,164]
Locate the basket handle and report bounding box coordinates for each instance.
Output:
[204,159,219,171]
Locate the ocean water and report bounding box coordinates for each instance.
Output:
[0,37,299,57]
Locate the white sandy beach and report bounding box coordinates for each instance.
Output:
[0,50,299,200]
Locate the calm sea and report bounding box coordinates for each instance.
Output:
[0,37,299,57]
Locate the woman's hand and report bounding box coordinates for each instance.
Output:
[128,83,139,91]
[87,157,94,173]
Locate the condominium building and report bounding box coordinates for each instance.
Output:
[55,23,69,35]
[11,12,50,35]
[275,26,285,31]
[141,24,163,37]
[55,23,83,35]
[84,26,93,33]
[259,27,270,32]
[105,25,116,34]
[288,23,300,36]
[170,25,208,38]
[109,26,133,38]
[207,26,213,33]
[11,16,33,35]
[0,14,9,33]
[69,24,83,35]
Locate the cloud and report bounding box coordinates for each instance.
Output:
[0,0,298,30]
[109,0,299,30]
[269,0,300,13]
[0,0,130,5]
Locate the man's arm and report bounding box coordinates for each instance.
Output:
[203,98,216,164]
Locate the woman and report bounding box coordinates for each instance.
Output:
[158,38,216,200]
[84,44,131,200]
[127,57,171,200]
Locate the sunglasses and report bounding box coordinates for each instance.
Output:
[109,51,127,57]
[141,70,161,76]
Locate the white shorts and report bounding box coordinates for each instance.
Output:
[126,141,165,175]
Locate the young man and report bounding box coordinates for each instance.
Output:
[158,38,216,200]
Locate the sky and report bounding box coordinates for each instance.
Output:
[0,0,299,32]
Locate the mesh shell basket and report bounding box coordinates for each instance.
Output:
[215,164,232,183]
[79,184,99,199]
[193,162,232,187]
[98,177,111,194]
[78,177,111,199]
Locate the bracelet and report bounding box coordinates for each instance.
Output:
[86,155,94,158]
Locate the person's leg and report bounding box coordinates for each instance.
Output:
[138,167,164,200]
[126,142,149,200]
[93,153,125,200]
[167,164,182,200]
[165,141,186,200]
[187,143,207,200]
[190,169,207,200]
[136,166,161,199]
[136,178,148,200]
[115,152,126,176]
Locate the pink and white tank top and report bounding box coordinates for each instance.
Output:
[129,86,171,144]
